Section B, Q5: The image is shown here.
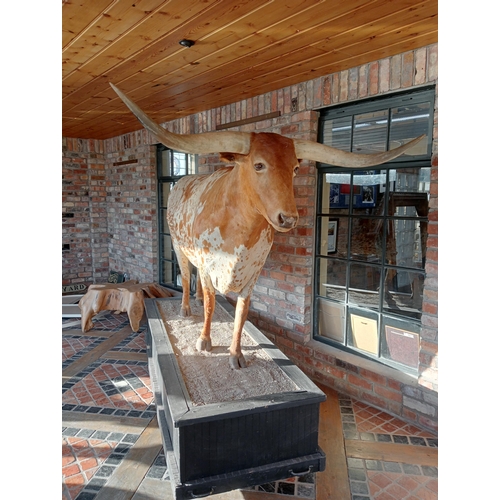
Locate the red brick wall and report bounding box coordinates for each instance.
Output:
[62,132,160,284]
[103,134,158,283]
[62,137,108,285]
[62,43,438,432]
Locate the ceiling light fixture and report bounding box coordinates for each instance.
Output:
[179,39,195,48]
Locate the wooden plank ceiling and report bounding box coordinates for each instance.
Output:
[62,0,438,140]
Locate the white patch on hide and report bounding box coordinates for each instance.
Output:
[189,226,272,296]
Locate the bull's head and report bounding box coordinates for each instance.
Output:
[110,84,424,232]
[219,132,300,232]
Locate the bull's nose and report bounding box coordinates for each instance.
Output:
[278,213,298,229]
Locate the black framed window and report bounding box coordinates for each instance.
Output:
[157,145,197,289]
[315,87,435,374]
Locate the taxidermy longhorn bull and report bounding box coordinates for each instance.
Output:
[110,83,424,369]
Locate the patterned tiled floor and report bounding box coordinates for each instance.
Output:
[340,397,438,499]
[62,310,437,499]
[62,430,138,500]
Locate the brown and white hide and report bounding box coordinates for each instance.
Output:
[167,133,299,368]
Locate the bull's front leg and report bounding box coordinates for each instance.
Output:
[229,295,251,369]
[196,276,214,352]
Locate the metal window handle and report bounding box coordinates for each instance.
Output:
[288,465,313,476]
[188,487,215,498]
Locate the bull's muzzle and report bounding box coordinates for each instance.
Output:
[278,213,298,229]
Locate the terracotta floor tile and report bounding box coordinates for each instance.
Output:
[397,475,420,492]
[123,331,146,350]
[380,422,400,433]
[369,472,393,490]
[426,478,438,493]
[374,490,398,500]
[414,485,438,500]
[62,337,96,361]
[386,482,409,498]
[366,469,438,500]
[80,457,98,471]
[369,482,383,497]
[62,463,80,478]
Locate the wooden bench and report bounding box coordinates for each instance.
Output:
[79,281,173,333]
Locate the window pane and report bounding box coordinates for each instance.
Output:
[353,110,389,154]
[172,152,187,176]
[388,218,426,270]
[326,170,386,214]
[161,259,176,286]
[381,317,420,369]
[162,235,174,260]
[347,308,379,355]
[159,182,175,208]
[389,166,430,196]
[322,115,352,151]
[348,263,381,310]
[318,216,347,256]
[160,149,171,177]
[388,168,430,216]
[159,208,169,232]
[389,102,431,156]
[317,257,347,302]
[350,218,384,262]
[383,269,424,320]
[317,298,345,343]
[324,173,352,214]
[187,154,197,175]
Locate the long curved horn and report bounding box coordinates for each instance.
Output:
[110,83,251,154]
[293,135,426,168]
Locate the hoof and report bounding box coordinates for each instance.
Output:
[180,306,191,317]
[196,338,212,352]
[229,353,247,369]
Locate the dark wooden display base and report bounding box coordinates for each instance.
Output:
[145,296,326,499]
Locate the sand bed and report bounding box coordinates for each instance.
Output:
[156,299,298,406]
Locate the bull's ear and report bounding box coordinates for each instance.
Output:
[220,152,244,163]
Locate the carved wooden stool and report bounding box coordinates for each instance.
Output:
[79,281,173,332]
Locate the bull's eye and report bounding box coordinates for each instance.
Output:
[254,162,265,172]
[294,166,299,175]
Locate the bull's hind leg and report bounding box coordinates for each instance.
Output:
[196,273,214,352]
[176,250,192,317]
